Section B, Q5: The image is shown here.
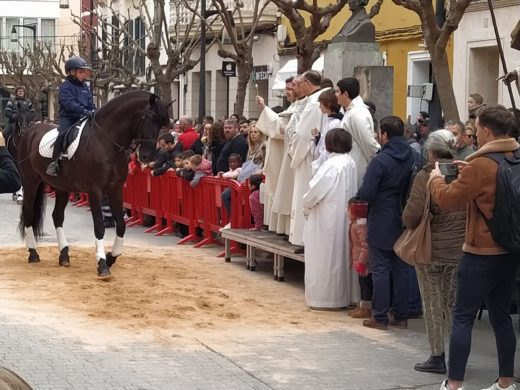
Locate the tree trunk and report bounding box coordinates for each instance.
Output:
[296,40,317,74]
[429,47,460,122]
[157,77,173,117]
[233,55,253,116]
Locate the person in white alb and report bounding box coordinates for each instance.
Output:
[289,71,326,247]
[256,77,297,232]
[336,77,380,189]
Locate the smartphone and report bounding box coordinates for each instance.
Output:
[438,163,459,177]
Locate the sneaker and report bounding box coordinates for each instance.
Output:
[440,380,465,390]
[46,161,59,176]
[219,222,231,232]
[481,382,516,390]
[362,318,388,330]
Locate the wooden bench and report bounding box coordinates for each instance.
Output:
[221,229,304,282]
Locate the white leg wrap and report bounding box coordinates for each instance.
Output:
[25,227,36,250]
[56,227,69,252]
[111,236,124,257]
[16,188,23,196]
[95,239,105,261]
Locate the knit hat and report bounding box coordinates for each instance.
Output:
[425,129,457,158]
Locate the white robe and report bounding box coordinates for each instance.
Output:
[341,95,379,189]
[312,115,343,176]
[303,153,358,308]
[289,88,324,246]
[271,97,308,235]
[256,104,293,230]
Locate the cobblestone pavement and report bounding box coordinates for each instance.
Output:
[0,194,517,389]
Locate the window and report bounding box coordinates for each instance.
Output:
[41,19,56,47]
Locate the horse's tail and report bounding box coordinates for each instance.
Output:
[19,182,46,239]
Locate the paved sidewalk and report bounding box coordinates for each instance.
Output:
[0,194,517,390]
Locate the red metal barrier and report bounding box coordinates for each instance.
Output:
[121,170,253,248]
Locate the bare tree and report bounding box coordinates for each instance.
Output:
[273,0,385,74]
[187,0,272,116]
[391,0,471,121]
[89,0,208,110]
[0,41,71,119]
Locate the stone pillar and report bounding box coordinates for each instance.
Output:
[354,65,394,121]
[323,42,383,82]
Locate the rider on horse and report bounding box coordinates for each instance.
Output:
[46,57,95,177]
[3,87,32,139]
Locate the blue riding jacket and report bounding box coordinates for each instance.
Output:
[58,76,95,132]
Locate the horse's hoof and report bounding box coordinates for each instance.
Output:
[106,252,118,268]
[97,259,111,280]
[59,246,70,267]
[28,248,40,263]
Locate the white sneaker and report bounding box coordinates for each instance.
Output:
[481,383,516,390]
[218,222,231,232]
[440,380,465,390]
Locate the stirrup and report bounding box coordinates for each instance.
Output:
[46,161,59,176]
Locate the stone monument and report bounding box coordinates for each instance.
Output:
[324,0,394,119]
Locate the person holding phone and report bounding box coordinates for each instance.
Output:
[430,105,520,390]
[402,129,465,375]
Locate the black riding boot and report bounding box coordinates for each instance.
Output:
[46,131,66,176]
[414,353,446,374]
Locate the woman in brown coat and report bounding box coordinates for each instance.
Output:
[402,129,466,374]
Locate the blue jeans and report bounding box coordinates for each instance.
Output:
[221,188,231,220]
[408,265,423,315]
[448,252,520,381]
[369,245,409,323]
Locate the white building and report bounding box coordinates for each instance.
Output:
[453,0,520,121]
[0,0,81,121]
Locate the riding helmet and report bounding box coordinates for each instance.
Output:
[65,57,92,73]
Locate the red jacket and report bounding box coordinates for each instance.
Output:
[178,128,199,150]
[195,158,213,175]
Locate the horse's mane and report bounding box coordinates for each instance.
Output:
[98,90,153,113]
[97,90,169,125]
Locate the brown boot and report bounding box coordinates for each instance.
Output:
[362,318,388,330]
[350,300,372,319]
[347,303,360,317]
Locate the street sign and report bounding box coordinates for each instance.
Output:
[251,65,269,82]
[222,61,236,77]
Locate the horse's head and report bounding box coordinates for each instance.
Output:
[15,101,36,137]
[134,94,171,163]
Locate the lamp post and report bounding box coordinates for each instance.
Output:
[10,24,37,49]
[199,0,218,123]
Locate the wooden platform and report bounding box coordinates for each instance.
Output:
[221,229,304,282]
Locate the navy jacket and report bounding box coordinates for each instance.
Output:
[215,134,248,173]
[58,76,95,123]
[358,136,415,251]
[0,147,21,193]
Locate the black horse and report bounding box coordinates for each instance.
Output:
[17,91,171,279]
[6,102,36,204]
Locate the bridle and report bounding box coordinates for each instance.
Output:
[89,107,162,154]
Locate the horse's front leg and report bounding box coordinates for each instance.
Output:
[52,190,70,267]
[106,187,125,268]
[88,191,111,279]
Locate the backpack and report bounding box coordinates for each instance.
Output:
[479,149,520,253]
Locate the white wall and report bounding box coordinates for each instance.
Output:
[183,33,281,119]
[1,0,62,18]
[454,6,520,121]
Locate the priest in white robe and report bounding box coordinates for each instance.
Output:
[289,71,325,246]
[271,87,307,236]
[255,78,297,231]
[303,128,358,309]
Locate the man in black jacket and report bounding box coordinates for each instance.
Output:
[0,133,21,194]
[215,119,248,173]
[3,87,32,139]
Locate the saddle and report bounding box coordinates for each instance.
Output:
[39,119,88,160]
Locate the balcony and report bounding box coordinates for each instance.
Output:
[168,0,279,38]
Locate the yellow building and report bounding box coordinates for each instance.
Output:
[281,0,454,122]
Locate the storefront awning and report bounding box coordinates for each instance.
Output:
[272,55,324,92]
